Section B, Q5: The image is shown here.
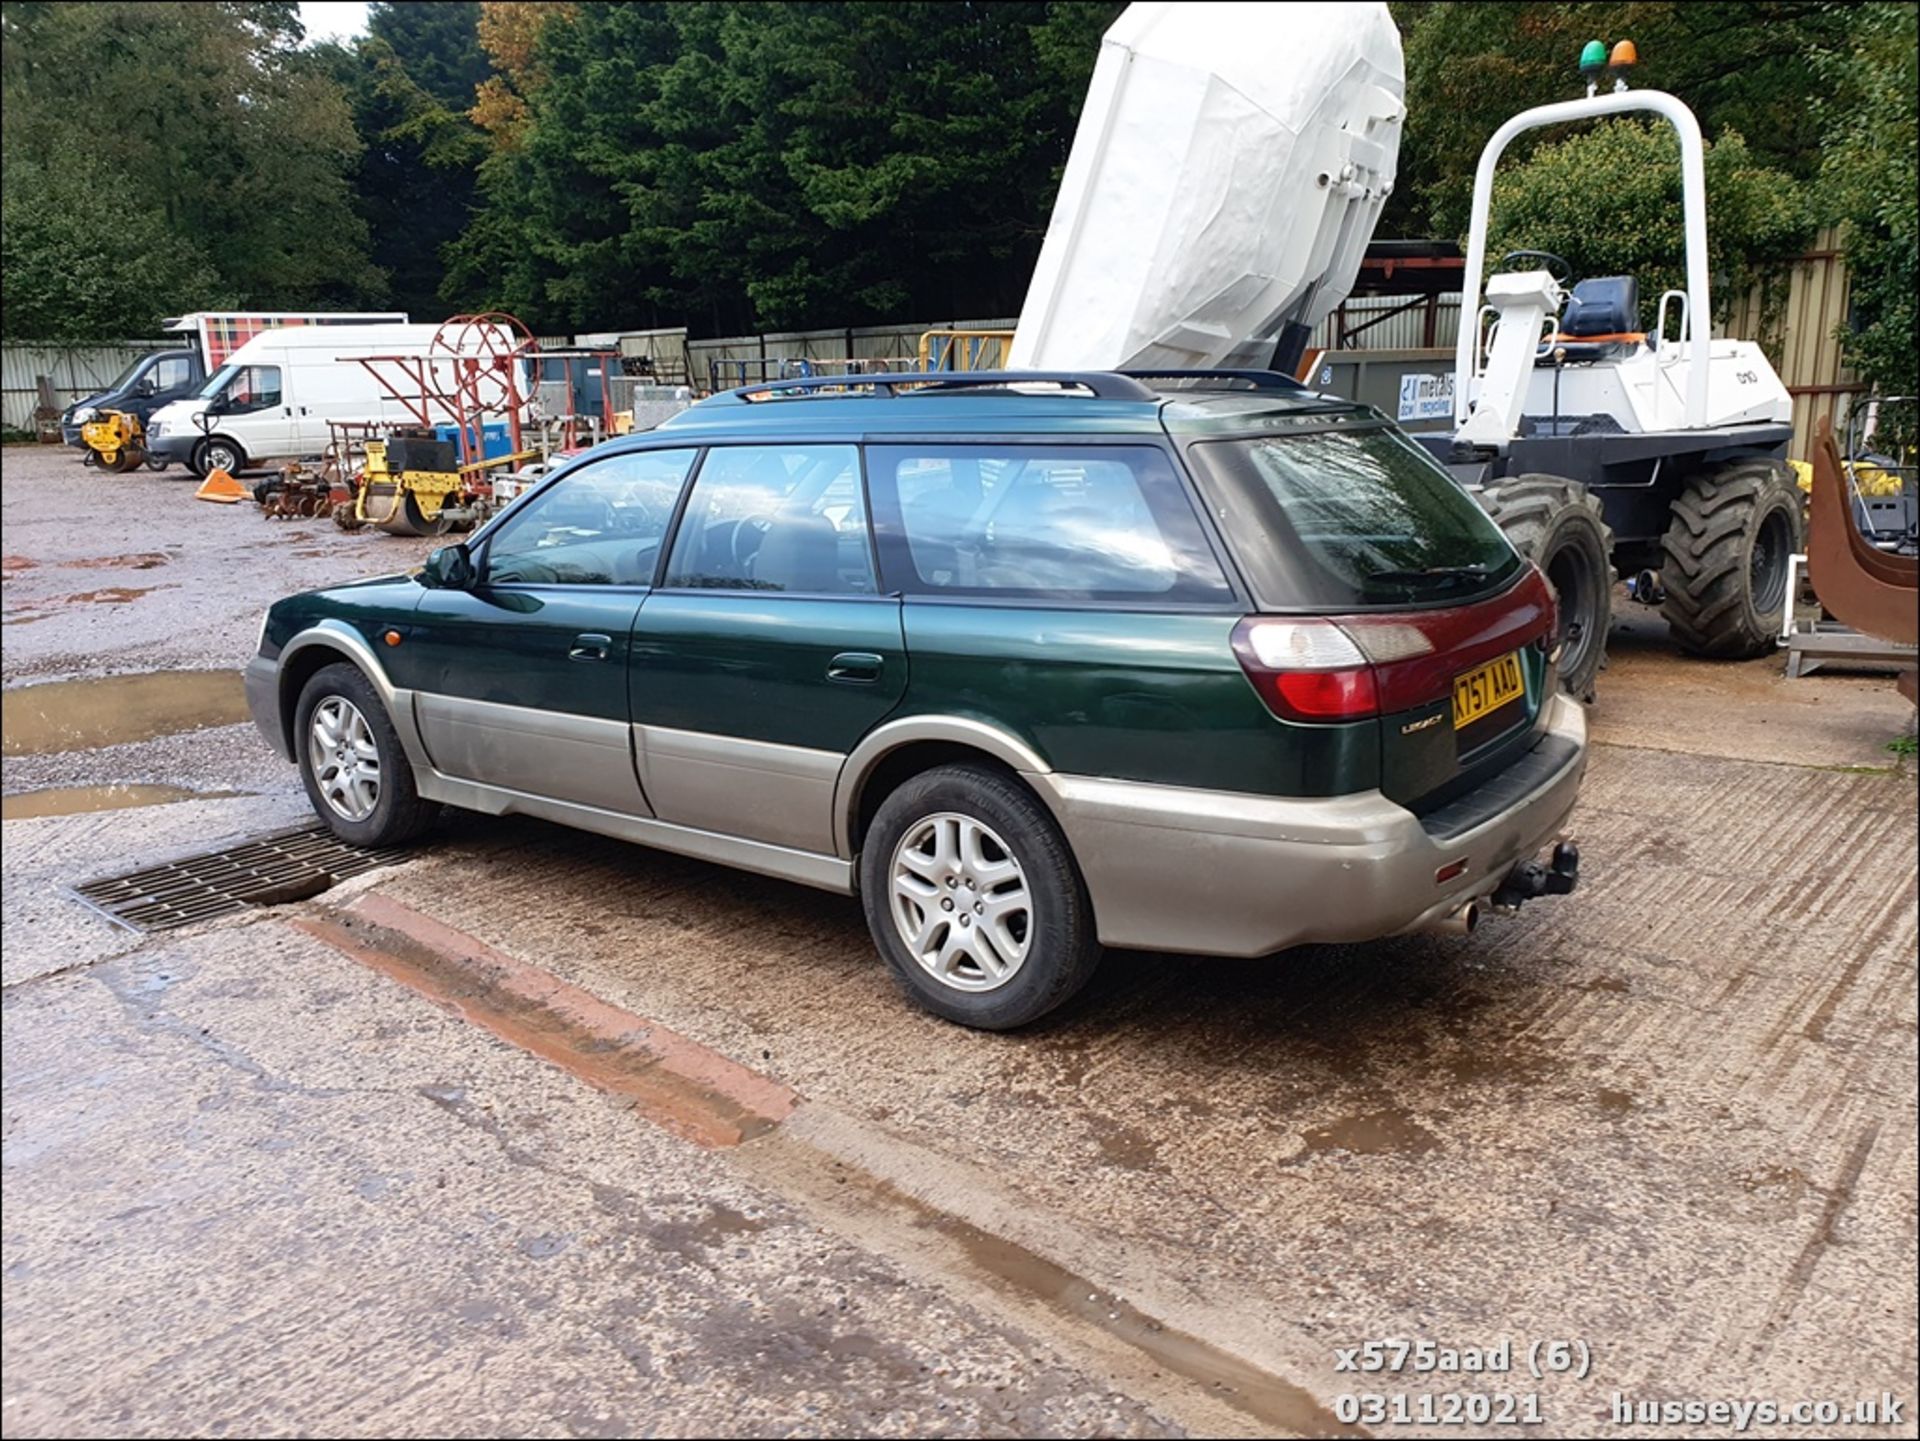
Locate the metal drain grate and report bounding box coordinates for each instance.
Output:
[70,823,411,932]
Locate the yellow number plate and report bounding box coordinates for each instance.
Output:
[1453,651,1525,729]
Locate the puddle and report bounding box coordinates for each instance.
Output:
[2,783,248,821]
[62,586,161,605]
[936,1214,1359,1436]
[1576,975,1632,994]
[1,555,35,574]
[1447,1043,1549,1084]
[3,613,49,626]
[1089,1114,1163,1171]
[2,670,248,756]
[1596,1088,1635,1115]
[1301,1106,1439,1156]
[295,895,800,1147]
[60,553,169,570]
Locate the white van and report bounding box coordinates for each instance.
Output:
[146,324,481,477]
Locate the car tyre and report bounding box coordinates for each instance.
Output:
[191,436,245,479]
[294,662,440,848]
[860,763,1101,1030]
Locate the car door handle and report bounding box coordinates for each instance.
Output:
[827,651,884,684]
[569,633,613,662]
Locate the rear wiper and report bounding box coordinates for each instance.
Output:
[1364,564,1494,587]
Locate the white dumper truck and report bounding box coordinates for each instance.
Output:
[1011,2,1799,696]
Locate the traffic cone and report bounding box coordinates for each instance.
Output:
[194,467,248,504]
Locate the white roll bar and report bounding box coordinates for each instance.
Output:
[1453,88,1711,431]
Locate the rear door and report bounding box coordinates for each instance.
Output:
[397,447,699,813]
[630,442,904,855]
[865,441,1264,792]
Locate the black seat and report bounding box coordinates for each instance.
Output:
[1550,276,1644,363]
[752,513,842,593]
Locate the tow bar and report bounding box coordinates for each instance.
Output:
[1492,841,1581,911]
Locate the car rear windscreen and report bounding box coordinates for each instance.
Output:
[1186,424,1523,610]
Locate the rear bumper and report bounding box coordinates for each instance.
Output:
[1033,692,1588,956]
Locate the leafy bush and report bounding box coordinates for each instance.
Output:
[0,148,230,341]
[1814,3,1917,442]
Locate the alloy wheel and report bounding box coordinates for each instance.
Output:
[889,811,1032,992]
[308,695,380,822]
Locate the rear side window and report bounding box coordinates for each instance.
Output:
[1186,426,1523,609]
[868,444,1233,603]
[664,444,875,594]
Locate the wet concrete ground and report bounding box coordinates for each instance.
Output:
[3,442,1916,1436]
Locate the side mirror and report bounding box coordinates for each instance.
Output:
[421,544,477,590]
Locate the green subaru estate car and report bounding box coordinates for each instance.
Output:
[247,370,1585,1029]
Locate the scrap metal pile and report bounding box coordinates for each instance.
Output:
[244,313,557,536]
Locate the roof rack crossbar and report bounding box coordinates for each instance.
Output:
[725,370,1159,403]
[1119,368,1307,392]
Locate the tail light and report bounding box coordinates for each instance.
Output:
[1231,618,1380,721]
[1233,568,1557,724]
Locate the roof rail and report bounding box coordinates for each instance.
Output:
[1120,368,1307,393]
[720,370,1159,403]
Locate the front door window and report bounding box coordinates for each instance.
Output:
[484,449,699,587]
[218,366,282,414]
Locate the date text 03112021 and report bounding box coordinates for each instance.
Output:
[1334,1338,1594,1380]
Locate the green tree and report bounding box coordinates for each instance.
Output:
[1388,2,1854,239]
[1484,119,1811,323]
[0,0,381,338]
[368,0,489,108]
[444,1,1122,336]
[1813,1,1917,428]
[0,145,232,340]
[321,3,489,320]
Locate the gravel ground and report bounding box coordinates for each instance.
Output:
[3,437,1915,1439]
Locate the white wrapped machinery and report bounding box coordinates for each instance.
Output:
[1009,1,1405,373]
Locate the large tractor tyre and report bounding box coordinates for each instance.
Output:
[190,436,246,480]
[1475,475,1614,702]
[1661,459,1804,659]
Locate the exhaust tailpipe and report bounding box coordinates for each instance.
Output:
[1425,901,1479,937]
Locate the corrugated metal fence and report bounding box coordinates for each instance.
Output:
[1316,294,1463,351]
[1725,227,1856,460]
[2,242,1854,453]
[688,318,1019,391]
[1,340,174,432]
